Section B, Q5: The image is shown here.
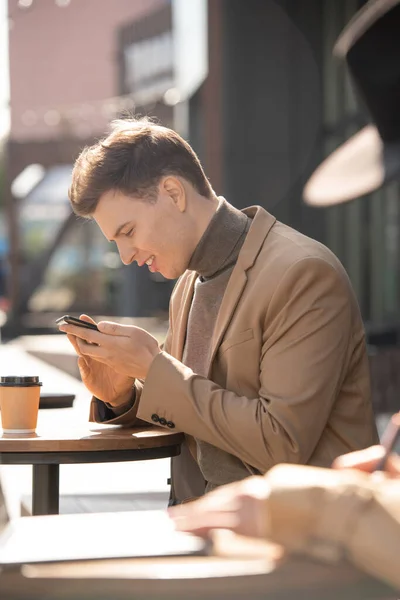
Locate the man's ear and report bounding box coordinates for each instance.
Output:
[162,176,186,213]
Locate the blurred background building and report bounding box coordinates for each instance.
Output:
[1,0,400,413]
[4,0,176,333]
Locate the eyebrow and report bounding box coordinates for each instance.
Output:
[111,221,131,241]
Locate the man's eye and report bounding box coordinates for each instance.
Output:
[124,228,135,237]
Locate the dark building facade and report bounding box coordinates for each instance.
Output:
[187,0,399,413]
[191,0,400,334]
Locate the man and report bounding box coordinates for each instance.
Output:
[60,116,377,503]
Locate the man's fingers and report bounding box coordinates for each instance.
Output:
[97,321,130,336]
[172,511,237,537]
[332,445,391,472]
[77,337,107,360]
[59,323,101,344]
[332,445,384,471]
[77,356,90,377]
[79,314,97,326]
[386,454,400,475]
[66,333,82,356]
[333,445,400,476]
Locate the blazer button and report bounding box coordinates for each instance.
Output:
[151,414,159,423]
[166,421,175,429]
[159,417,167,426]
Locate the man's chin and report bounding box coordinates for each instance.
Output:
[162,266,185,280]
[162,272,178,280]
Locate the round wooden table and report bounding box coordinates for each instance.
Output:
[0,412,183,515]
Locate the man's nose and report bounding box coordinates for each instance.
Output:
[118,244,136,266]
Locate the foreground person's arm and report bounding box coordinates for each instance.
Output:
[171,449,400,590]
[263,462,400,590]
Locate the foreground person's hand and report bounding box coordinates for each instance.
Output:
[60,314,135,406]
[169,476,270,539]
[332,444,400,476]
[59,316,161,383]
[170,445,400,542]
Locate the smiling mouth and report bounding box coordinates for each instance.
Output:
[145,256,154,267]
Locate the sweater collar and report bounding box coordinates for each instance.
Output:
[188,197,250,279]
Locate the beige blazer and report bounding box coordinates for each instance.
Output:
[91,206,378,495]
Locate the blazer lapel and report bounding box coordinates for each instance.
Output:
[172,271,197,361]
[207,267,248,375]
[207,205,276,375]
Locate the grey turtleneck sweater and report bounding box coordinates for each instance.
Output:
[183,197,255,491]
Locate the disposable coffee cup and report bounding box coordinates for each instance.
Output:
[0,376,42,434]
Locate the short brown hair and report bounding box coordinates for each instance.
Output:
[69,117,214,216]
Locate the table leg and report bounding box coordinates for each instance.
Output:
[32,464,60,515]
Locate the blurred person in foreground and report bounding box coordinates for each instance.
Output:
[170,443,400,590]
[58,24,378,502]
[172,0,400,591]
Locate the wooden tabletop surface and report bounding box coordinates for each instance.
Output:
[0,409,183,452]
[0,538,395,600]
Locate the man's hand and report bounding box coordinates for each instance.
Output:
[59,315,135,406]
[332,444,400,476]
[169,476,270,539]
[59,316,161,382]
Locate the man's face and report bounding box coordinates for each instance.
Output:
[93,185,195,280]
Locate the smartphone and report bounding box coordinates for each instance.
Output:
[56,315,99,331]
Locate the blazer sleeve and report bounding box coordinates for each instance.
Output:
[263,464,400,591]
[136,257,357,470]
